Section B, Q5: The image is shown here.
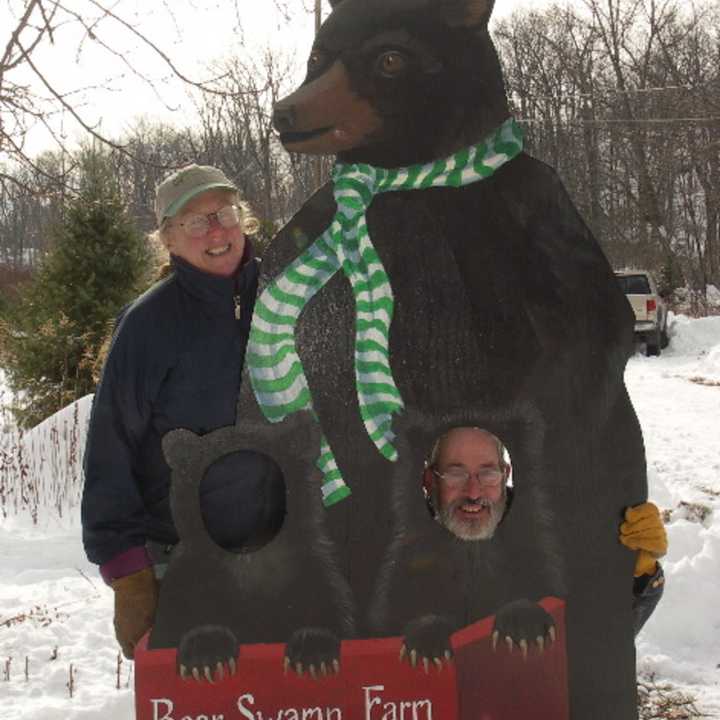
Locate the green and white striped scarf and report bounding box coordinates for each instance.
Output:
[247,117,523,507]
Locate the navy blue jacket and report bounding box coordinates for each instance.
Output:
[81,253,259,566]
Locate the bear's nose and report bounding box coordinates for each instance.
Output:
[273,105,296,133]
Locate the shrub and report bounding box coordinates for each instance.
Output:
[0,148,152,427]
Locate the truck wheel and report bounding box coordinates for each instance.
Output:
[646,330,661,357]
[661,327,669,349]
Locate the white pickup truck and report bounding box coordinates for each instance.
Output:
[615,270,669,356]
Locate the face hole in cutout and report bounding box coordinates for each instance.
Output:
[423,427,512,542]
[200,450,286,553]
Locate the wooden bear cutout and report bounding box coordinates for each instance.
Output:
[150,0,646,717]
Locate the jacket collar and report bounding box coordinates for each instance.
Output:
[170,241,257,308]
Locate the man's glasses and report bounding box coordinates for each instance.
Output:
[172,204,242,238]
[433,466,504,488]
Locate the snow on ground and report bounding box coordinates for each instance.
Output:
[1,315,719,718]
[630,314,720,714]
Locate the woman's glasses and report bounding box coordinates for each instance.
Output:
[173,204,242,238]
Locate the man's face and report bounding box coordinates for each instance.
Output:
[164,189,246,277]
[429,427,507,541]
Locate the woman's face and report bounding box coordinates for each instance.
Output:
[163,189,246,277]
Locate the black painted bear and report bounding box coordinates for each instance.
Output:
[149,416,354,679]
[153,0,646,717]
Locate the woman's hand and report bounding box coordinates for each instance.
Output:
[620,502,668,577]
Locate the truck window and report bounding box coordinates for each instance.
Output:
[617,275,651,294]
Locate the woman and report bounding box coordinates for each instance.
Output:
[81,164,284,659]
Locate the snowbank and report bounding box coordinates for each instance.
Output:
[626,314,720,713]
[666,313,720,358]
[671,284,720,316]
[0,394,93,532]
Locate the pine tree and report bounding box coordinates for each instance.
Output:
[658,255,684,301]
[0,148,152,427]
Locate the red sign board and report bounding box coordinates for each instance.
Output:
[135,598,567,720]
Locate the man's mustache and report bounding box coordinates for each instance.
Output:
[450,497,493,509]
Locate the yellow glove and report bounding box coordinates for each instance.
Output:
[620,502,668,577]
[111,567,158,659]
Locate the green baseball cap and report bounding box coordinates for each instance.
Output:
[154,164,237,226]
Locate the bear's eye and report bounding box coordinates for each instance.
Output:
[376,50,408,78]
[307,49,325,72]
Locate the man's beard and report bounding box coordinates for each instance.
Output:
[433,490,507,541]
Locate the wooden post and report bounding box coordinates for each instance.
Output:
[314,0,323,188]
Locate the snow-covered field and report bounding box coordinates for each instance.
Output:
[1,314,719,719]
[629,314,720,714]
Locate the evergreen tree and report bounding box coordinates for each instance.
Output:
[0,148,152,427]
[658,255,685,300]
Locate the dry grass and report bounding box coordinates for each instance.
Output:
[688,377,720,388]
[638,673,707,719]
[661,501,714,526]
[0,382,86,524]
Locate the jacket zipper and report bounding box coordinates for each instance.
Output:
[233,295,242,320]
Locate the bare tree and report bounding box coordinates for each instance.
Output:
[0,0,245,190]
[579,0,713,270]
[194,46,332,231]
[494,0,719,288]
[107,121,200,232]
[0,150,67,266]
[1,0,323,270]
[652,3,720,289]
[193,48,297,226]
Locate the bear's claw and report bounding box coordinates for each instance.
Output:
[177,625,238,683]
[491,599,555,660]
[284,627,341,680]
[400,614,455,673]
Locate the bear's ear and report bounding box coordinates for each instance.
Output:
[438,0,496,28]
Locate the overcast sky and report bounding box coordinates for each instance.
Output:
[2,0,557,158]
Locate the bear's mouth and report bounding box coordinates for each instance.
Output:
[280,127,333,146]
[274,60,382,155]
